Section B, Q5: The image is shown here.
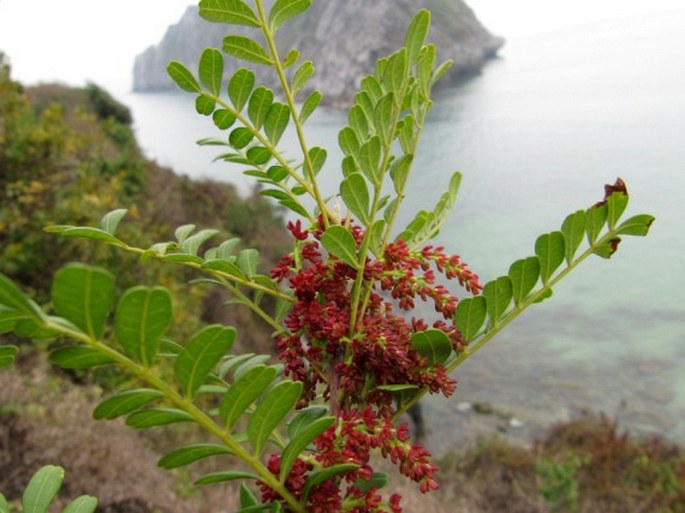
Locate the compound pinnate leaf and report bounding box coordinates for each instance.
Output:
[115,286,173,367]
[52,264,115,340]
[22,465,63,513]
[411,329,452,365]
[269,0,311,32]
[158,443,233,469]
[509,257,541,307]
[199,0,261,27]
[220,365,278,429]
[561,209,586,264]
[61,495,98,513]
[93,389,164,420]
[483,276,513,326]
[199,48,224,96]
[280,416,335,481]
[175,325,236,399]
[223,36,273,66]
[535,231,565,284]
[167,61,201,93]
[50,346,114,369]
[248,380,302,456]
[455,296,486,342]
[126,408,194,429]
[320,225,359,268]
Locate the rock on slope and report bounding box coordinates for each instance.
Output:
[133,0,504,107]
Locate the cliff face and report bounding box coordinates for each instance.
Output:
[133,0,504,107]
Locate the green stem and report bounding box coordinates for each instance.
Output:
[254,0,331,228]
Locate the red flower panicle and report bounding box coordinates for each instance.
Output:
[265,219,482,511]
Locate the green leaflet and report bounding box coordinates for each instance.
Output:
[175,325,236,399]
[126,408,194,429]
[167,61,201,93]
[300,90,322,122]
[320,225,359,268]
[61,496,98,513]
[302,464,359,499]
[115,286,173,367]
[269,0,311,32]
[0,345,18,368]
[616,214,655,236]
[374,93,394,145]
[405,10,431,64]
[353,472,390,494]
[240,481,260,509]
[229,68,256,111]
[483,276,513,326]
[455,296,487,342]
[280,416,335,480]
[181,229,219,256]
[360,135,382,184]
[607,189,629,229]
[1,492,8,513]
[287,406,328,439]
[194,471,260,486]
[158,443,233,469]
[22,465,63,513]
[213,109,237,130]
[535,231,565,284]
[223,36,273,66]
[292,60,315,95]
[199,48,224,96]
[236,248,259,277]
[561,210,586,264]
[93,389,164,420]
[220,365,278,429]
[99,209,128,235]
[586,202,608,244]
[264,102,290,144]
[195,95,216,116]
[248,380,303,456]
[509,257,541,307]
[233,354,272,381]
[199,0,261,27]
[248,86,274,130]
[340,173,370,226]
[308,146,327,174]
[411,329,452,365]
[52,264,115,340]
[50,346,115,369]
[0,273,44,320]
[175,224,196,242]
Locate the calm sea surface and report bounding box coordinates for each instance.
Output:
[118,7,685,452]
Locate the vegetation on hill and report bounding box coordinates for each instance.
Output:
[0,52,289,355]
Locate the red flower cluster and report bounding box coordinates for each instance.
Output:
[266,219,482,511]
[259,408,431,512]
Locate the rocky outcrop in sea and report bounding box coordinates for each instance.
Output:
[133,0,504,107]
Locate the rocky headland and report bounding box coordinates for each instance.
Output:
[132,0,504,107]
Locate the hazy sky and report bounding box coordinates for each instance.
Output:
[0,0,682,90]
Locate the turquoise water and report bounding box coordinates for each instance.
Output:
[119,7,685,450]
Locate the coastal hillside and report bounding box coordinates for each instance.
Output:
[133,0,504,106]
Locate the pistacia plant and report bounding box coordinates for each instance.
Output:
[0,1,654,511]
